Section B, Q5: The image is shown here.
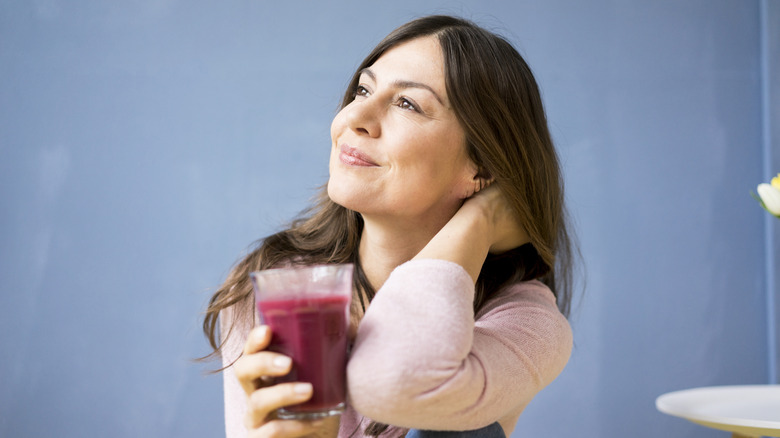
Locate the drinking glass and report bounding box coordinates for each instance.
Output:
[250,264,353,419]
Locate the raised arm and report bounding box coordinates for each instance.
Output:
[346,261,571,431]
[347,187,571,432]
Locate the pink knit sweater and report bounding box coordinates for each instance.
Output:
[221,259,572,438]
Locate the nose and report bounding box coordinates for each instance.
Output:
[345,96,381,138]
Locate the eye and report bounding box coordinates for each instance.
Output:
[354,85,370,99]
[397,97,419,112]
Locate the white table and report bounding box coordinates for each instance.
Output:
[656,385,780,437]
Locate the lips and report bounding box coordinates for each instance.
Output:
[339,144,379,167]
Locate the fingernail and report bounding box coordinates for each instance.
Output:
[294,383,312,394]
[253,326,268,340]
[273,356,291,369]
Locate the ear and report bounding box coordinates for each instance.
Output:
[461,162,494,198]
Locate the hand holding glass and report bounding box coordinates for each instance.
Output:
[250,264,353,419]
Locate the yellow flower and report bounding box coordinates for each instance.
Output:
[772,173,780,191]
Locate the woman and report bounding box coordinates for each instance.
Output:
[203,15,575,438]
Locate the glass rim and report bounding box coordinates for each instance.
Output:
[249,262,354,278]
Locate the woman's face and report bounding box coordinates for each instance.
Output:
[328,36,477,227]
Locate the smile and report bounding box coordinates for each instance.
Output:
[339,144,379,167]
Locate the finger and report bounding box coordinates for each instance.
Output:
[234,352,294,396]
[245,383,314,429]
[244,326,273,355]
[247,418,324,438]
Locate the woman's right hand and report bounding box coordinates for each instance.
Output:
[233,325,329,437]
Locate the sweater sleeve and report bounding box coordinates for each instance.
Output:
[346,259,572,431]
[220,305,251,438]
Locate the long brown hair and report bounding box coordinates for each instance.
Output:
[203,15,576,432]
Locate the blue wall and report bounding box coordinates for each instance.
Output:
[1,1,776,437]
[762,0,780,386]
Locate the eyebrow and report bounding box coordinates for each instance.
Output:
[359,68,445,105]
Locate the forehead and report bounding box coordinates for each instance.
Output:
[367,36,447,94]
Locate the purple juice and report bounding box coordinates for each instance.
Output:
[257,294,350,416]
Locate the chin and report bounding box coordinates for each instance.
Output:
[329,182,386,218]
[327,178,356,210]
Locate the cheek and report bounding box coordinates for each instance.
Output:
[330,108,348,142]
[330,118,340,143]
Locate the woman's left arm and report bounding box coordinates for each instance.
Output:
[347,262,572,431]
[346,187,571,431]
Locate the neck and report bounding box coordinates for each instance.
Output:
[358,213,449,291]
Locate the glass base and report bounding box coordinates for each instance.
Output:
[277,403,345,420]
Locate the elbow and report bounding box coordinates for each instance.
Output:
[346,353,483,427]
[345,353,419,420]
